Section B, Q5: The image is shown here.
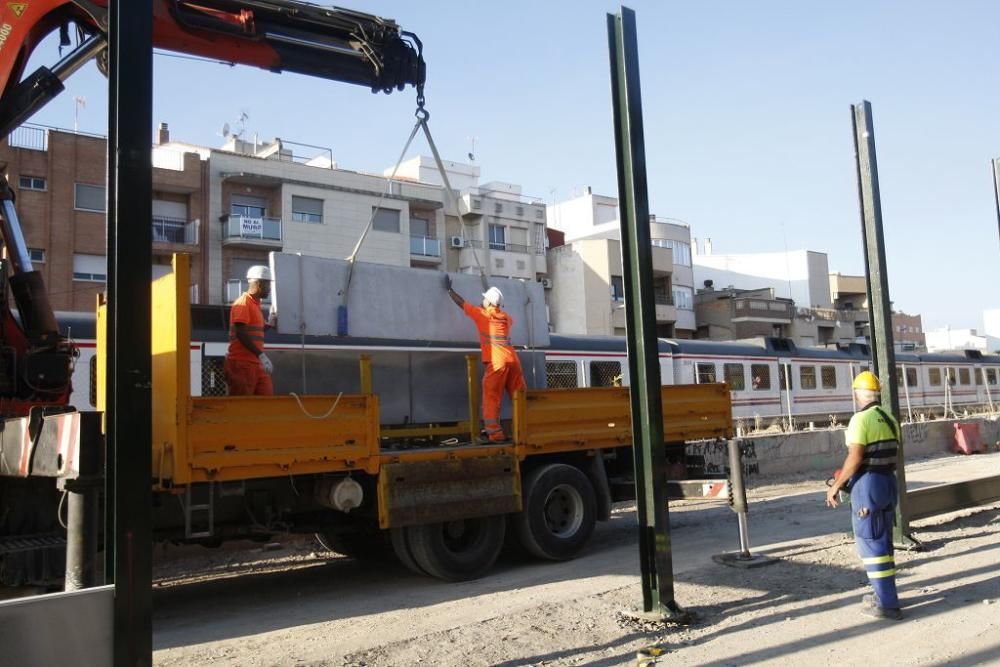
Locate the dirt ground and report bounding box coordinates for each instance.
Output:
[152,452,1000,666]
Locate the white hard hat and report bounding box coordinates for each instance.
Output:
[247,265,272,281]
[482,286,503,307]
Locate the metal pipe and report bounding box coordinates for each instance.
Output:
[64,486,99,591]
[51,34,108,83]
[466,354,479,443]
[0,196,35,274]
[727,439,751,557]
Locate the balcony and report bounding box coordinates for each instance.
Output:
[222,214,282,249]
[153,216,199,246]
[409,235,442,258]
[733,298,794,323]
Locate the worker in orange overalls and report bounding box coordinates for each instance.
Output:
[225,265,276,396]
[445,275,525,443]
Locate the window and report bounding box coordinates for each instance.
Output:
[72,254,106,282]
[372,207,400,233]
[778,364,793,391]
[230,194,266,218]
[410,216,433,238]
[28,248,45,263]
[948,368,958,386]
[821,365,837,389]
[590,361,622,387]
[896,367,904,385]
[929,368,942,386]
[494,202,503,214]
[291,196,323,223]
[976,368,984,386]
[696,362,717,384]
[535,208,544,220]
[610,275,625,301]
[672,286,693,310]
[800,366,817,390]
[650,239,692,266]
[546,361,578,388]
[508,227,528,251]
[987,368,998,386]
[74,183,106,212]
[906,367,918,387]
[18,175,46,191]
[751,364,771,390]
[958,368,970,385]
[534,223,546,254]
[488,223,506,250]
[471,198,482,211]
[516,206,524,217]
[724,363,745,391]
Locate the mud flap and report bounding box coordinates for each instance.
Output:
[377,455,521,529]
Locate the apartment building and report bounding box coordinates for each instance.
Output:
[830,272,925,350]
[0,123,206,311]
[392,157,549,283]
[546,188,695,337]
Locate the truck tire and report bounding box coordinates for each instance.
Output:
[390,527,425,575]
[514,463,596,561]
[314,529,389,560]
[406,515,505,581]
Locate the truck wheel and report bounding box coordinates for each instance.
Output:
[314,529,388,560]
[406,515,506,581]
[514,463,596,561]
[390,527,425,575]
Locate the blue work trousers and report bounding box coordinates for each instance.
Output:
[849,470,899,609]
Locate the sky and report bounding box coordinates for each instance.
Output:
[22,1,1000,331]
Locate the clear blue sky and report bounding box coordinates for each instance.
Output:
[25,1,1000,331]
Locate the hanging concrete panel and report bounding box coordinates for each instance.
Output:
[269,252,550,348]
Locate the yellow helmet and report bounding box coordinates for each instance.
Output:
[852,370,881,391]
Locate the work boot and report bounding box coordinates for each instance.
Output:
[861,603,902,621]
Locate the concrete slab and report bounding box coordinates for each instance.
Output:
[269,252,549,348]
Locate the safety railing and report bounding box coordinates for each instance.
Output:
[153,217,199,244]
[223,214,282,242]
[409,235,441,257]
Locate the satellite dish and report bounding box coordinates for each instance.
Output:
[222,122,231,138]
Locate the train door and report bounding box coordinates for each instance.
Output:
[777,357,793,429]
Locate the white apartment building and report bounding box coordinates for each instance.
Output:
[693,247,833,308]
[393,156,549,282]
[547,188,695,337]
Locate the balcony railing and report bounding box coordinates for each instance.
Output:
[224,214,282,243]
[410,235,441,257]
[733,298,794,320]
[7,125,48,151]
[153,216,199,244]
[654,291,674,306]
[466,239,535,255]
[797,307,867,323]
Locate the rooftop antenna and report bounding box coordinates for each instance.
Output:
[73,96,86,133]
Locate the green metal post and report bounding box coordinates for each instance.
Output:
[850,100,917,548]
[608,6,685,620]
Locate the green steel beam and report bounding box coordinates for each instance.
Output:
[607,6,684,620]
[850,101,916,547]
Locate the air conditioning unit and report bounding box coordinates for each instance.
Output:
[449,236,464,249]
[540,278,553,289]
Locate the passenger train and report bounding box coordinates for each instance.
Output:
[60,307,1000,427]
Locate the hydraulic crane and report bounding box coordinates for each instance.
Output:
[0,0,425,588]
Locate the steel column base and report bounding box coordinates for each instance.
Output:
[712,552,779,569]
[622,601,694,626]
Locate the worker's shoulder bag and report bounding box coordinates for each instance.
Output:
[871,406,900,443]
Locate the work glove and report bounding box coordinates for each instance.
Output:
[443,274,452,291]
[259,353,273,375]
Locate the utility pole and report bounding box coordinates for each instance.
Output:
[850,100,917,548]
[107,1,154,664]
[607,6,685,621]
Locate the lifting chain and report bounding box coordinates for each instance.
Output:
[415,82,429,122]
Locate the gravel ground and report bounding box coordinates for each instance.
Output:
[153,453,1000,666]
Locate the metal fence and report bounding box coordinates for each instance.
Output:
[546,361,579,388]
[201,357,228,397]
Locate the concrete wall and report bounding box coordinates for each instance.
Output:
[689,417,1000,478]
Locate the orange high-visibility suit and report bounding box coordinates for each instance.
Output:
[225,292,273,396]
[462,302,526,442]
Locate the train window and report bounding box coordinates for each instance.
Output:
[89,355,97,408]
[948,368,958,386]
[590,361,622,387]
[895,366,904,386]
[696,363,717,384]
[959,368,970,385]
[821,366,837,389]
[906,368,918,387]
[987,369,998,385]
[724,363,745,391]
[976,369,984,386]
[546,361,579,389]
[751,364,771,390]
[799,366,817,390]
[778,364,793,391]
[202,357,228,396]
[929,368,942,386]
